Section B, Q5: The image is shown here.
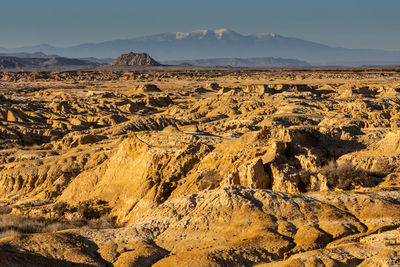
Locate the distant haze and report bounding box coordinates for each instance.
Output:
[1,29,399,66]
[0,0,399,50]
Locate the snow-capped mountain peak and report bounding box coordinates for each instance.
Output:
[175,32,190,39]
[213,28,232,39]
[255,33,278,39]
[173,28,241,40]
[191,29,209,39]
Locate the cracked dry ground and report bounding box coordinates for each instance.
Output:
[0,68,399,266]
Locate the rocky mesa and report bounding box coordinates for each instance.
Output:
[110,52,162,66]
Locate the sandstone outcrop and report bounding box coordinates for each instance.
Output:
[110,52,162,66]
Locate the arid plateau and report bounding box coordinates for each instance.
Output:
[0,67,399,266]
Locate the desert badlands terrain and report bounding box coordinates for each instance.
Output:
[0,67,399,266]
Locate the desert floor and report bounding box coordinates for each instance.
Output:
[0,68,399,266]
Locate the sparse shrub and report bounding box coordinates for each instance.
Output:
[0,229,20,239]
[0,205,12,214]
[0,214,46,235]
[319,160,379,190]
[76,201,110,220]
[52,201,69,216]
[87,215,114,229]
[0,201,115,239]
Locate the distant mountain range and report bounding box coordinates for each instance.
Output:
[0,52,58,58]
[163,57,310,67]
[0,28,399,66]
[0,52,311,69]
[0,55,100,69]
[0,52,113,64]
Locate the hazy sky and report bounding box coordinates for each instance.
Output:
[1,0,399,50]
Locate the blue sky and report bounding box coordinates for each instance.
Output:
[1,0,399,50]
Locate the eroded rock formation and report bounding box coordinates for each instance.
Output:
[110,52,162,66]
[0,68,399,265]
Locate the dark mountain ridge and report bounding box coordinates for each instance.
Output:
[162,57,310,67]
[0,56,100,69]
